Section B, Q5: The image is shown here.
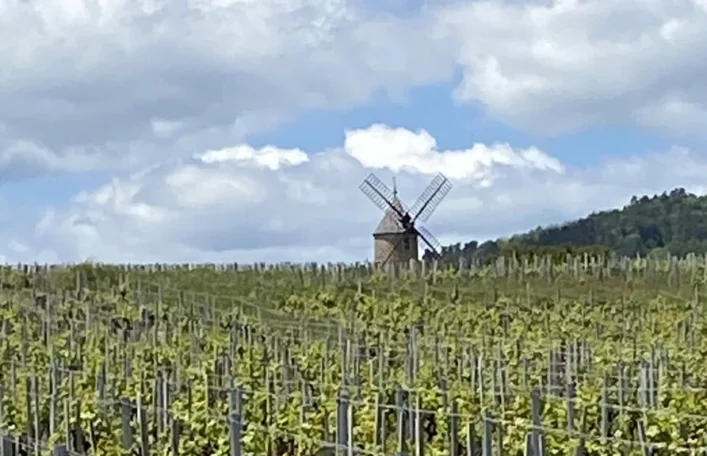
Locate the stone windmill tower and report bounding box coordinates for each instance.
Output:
[360,173,452,265]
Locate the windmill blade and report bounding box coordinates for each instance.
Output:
[415,225,443,258]
[410,173,452,223]
[359,173,407,219]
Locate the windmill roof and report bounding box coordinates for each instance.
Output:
[373,197,406,235]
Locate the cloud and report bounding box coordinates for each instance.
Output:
[345,124,564,181]
[4,124,561,262]
[5,0,707,187]
[4,0,707,264]
[438,0,707,135]
[3,124,705,264]
[0,0,457,180]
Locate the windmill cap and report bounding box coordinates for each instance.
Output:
[373,196,407,235]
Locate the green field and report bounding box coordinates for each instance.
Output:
[0,256,706,456]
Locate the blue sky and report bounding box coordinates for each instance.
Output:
[1,0,707,263]
[248,81,672,167]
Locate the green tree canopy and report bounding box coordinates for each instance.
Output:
[438,188,707,263]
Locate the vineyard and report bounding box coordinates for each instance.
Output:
[1,255,707,456]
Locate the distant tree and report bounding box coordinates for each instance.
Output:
[438,188,707,262]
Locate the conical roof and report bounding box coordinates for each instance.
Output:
[373,197,406,235]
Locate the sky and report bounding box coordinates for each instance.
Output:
[2,0,707,264]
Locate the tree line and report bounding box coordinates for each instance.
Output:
[435,188,707,264]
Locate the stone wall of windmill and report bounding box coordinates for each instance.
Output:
[374,232,419,264]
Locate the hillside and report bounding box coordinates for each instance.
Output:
[438,187,707,263]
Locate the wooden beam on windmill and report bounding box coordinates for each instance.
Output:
[360,172,452,266]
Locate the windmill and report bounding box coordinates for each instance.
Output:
[360,172,452,265]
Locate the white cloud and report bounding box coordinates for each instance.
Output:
[4,0,707,186]
[2,124,704,264]
[438,0,707,135]
[197,145,309,170]
[0,0,457,179]
[345,124,564,181]
[5,0,707,187]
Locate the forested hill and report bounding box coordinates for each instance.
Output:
[437,188,707,263]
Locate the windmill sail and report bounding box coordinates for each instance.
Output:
[360,172,451,266]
